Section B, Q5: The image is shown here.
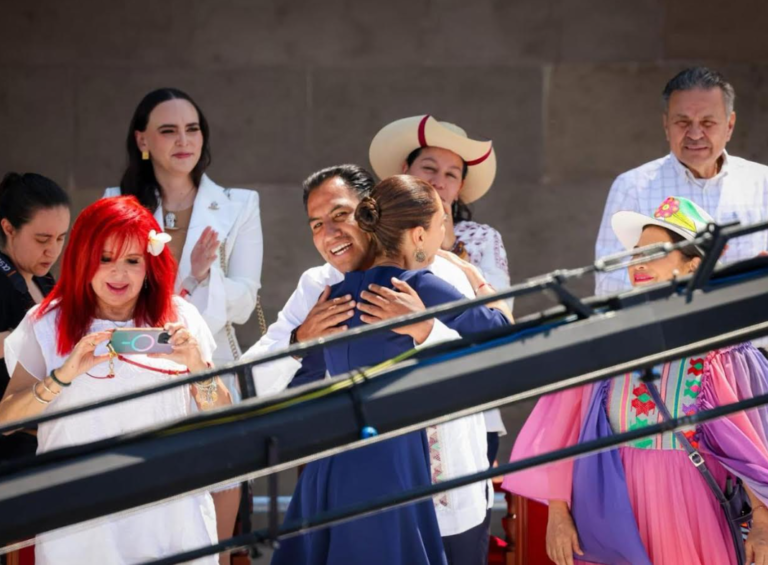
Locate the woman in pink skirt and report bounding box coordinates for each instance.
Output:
[502,196,768,565]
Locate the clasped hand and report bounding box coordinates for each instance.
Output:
[295,279,433,345]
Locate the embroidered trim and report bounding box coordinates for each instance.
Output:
[631,383,656,417]
[427,426,449,507]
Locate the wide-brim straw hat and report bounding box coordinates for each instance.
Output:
[369,115,496,203]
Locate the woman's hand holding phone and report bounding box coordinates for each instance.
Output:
[57,331,115,384]
[152,322,233,409]
[148,322,208,373]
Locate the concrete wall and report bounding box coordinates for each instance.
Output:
[3,0,768,468]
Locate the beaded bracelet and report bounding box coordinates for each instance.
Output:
[49,369,71,388]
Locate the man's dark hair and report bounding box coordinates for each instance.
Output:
[662,67,735,115]
[302,164,375,209]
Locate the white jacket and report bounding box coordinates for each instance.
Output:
[104,174,263,365]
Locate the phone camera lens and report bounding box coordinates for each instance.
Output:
[158,332,171,344]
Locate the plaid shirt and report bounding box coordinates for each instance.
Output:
[595,151,768,295]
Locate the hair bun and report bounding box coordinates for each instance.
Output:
[355,196,381,232]
[0,172,21,198]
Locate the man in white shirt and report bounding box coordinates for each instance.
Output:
[596,66,768,295]
[243,164,494,563]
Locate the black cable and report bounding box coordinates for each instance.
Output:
[348,369,378,439]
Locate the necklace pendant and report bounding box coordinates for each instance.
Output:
[164,211,177,230]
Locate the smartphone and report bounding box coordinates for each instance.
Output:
[109,328,173,355]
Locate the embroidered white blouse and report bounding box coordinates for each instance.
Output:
[453,220,512,435]
[453,221,511,294]
[4,297,218,565]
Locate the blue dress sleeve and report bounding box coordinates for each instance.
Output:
[407,271,509,336]
[289,349,327,389]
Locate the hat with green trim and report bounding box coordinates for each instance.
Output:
[611,196,714,252]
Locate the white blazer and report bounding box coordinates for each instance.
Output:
[104,174,263,364]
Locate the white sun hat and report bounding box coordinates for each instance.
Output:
[611,196,715,254]
[368,115,497,203]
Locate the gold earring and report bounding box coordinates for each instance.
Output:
[141,151,150,161]
[415,248,426,263]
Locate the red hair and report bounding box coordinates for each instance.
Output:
[39,195,178,355]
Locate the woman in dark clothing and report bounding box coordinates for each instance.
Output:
[0,172,70,461]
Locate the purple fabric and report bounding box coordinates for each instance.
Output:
[699,344,768,507]
[571,380,652,565]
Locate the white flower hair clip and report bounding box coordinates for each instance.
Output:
[147,230,172,256]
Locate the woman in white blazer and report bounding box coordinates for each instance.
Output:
[104,88,263,565]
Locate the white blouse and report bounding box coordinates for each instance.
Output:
[4,297,217,565]
[454,220,512,435]
[453,220,511,293]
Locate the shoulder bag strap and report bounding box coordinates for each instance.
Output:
[0,252,32,298]
[646,381,729,506]
[218,241,267,361]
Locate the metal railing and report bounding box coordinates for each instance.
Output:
[1,219,767,563]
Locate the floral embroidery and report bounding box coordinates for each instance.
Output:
[427,426,449,507]
[454,222,510,283]
[608,358,703,451]
[687,358,704,376]
[654,196,696,231]
[629,418,655,449]
[684,379,701,399]
[631,383,656,417]
[655,197,680,219]
[682,429,700,449]
[682,403,697,416]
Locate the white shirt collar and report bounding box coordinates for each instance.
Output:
[669,150,730,187]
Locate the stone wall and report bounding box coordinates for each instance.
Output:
[3,0,768,472]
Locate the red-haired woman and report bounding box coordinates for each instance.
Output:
[0,196,231,565]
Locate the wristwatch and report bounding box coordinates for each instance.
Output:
[289,326,304,360]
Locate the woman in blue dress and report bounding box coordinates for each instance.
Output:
[272,175,510,565]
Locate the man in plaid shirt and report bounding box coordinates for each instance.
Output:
[595,67,768,295]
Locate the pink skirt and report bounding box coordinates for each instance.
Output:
[576,447,736,565]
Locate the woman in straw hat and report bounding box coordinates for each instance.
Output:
[370,115,510,467]
[502,196,768,565]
